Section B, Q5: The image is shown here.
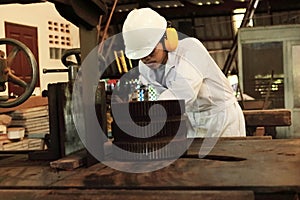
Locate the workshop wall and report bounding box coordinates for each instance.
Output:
[1,2,300,96]
[0,2,80,93]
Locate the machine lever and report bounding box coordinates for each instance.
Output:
[43,68,69,74]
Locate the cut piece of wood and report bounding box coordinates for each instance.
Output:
[10,109,49,119]
[16,121,49,130]
[25,126,49,133]
[50,150,87,171]
[10,117,49,126]
[10,105,48,115]
[0,125,7,134]
[2,138,44,150]
[6,105,50,138]
[0,134,10,147]
[0,115,12,126]
[7,127,25,140]
[0,96,48,114]
[26,129,50,134]
[243,109,291,126]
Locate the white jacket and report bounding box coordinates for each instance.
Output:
[139,38,246,138]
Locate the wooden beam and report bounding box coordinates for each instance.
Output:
[243,109,291,127]
[50,150,87,171]
[0,96,48,114]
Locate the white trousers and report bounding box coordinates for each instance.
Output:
[187,101,246,138]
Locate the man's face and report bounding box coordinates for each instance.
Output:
[141,42,167,70]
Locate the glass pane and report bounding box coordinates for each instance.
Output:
[242,42,284,108]
[292,45,300,108]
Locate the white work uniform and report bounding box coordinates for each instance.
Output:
[139,37,246,138]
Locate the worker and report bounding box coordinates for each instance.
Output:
[122,7,246,138]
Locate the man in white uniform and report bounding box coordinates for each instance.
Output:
[122,8,246,138]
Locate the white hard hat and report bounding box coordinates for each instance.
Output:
[122,8,167,60]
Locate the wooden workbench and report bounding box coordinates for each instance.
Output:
[243,109,291,137]
[0,138,299,199]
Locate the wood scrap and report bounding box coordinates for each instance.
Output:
[0,96,48,114]
[50,150,87,171]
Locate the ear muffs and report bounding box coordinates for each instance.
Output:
[164,27,178,52]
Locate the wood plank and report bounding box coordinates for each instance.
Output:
[1,138,44,150]
[0,154,72,186]
[50,150,87,171]
[25,126,49,132]
[0,96,48,114]
[240,100,272,110]
[19,121,49,130]
[10,105,48,115]
[10,110,49,119]
[26,129,50,134]
[243,109,291,126]
[0,189,255,200]
[10,117,49,126]
[52,139,300,192]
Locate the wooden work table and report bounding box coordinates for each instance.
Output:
[242,109,291,136]
[0,138,299,199]
[243,109,291,127]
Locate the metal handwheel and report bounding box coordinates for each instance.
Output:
[61,48,81,83]
[0,38,38,108]
[61,48,81,67]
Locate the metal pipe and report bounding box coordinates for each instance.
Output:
[222,0,260,76]
[43,68,69,73]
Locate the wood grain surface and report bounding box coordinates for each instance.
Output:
[0,138,299,199]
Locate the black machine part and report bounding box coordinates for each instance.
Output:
[43,48,81,83]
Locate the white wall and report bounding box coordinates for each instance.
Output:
[0,2,80,94]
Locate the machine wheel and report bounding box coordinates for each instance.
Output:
[61,48,81,68]
[0,38,38,108]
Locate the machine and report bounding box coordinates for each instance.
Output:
[0,38,105,163]
[0,38,38,108]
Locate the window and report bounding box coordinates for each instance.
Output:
[48,21,72,59]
